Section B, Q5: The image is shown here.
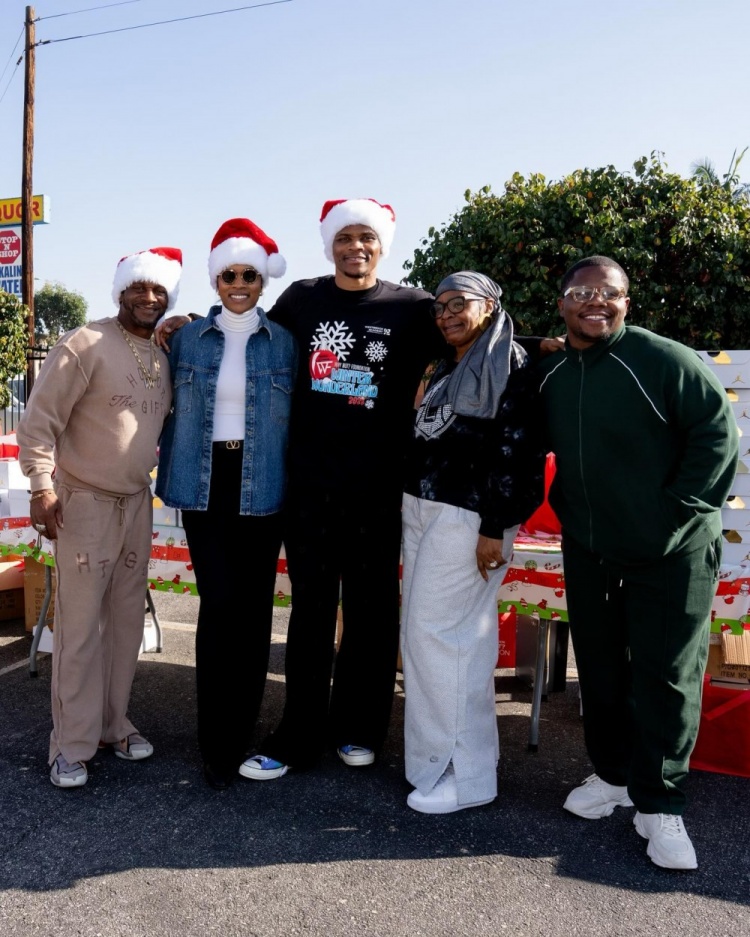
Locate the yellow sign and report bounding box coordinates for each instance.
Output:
[0,195,51,228]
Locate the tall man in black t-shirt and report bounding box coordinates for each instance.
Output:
[238,199,445,778]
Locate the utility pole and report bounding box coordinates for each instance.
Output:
[21,5,36,393]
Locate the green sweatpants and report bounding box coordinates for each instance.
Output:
[562,534,720,815]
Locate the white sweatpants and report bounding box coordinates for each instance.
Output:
[401,493,517,805]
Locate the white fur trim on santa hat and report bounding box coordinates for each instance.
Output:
[112,247,182,311]
[208,239,287,287]
[207,217,287,289]
[319,198,396,262]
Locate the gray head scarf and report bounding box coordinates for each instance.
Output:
[426,271,524,422]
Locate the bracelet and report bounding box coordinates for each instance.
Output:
[29,490,54,502]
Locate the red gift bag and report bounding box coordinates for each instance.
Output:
[690,676,750,778]
[522,453,561,536]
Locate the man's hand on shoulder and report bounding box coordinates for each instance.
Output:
[153,315,192,352]
[539,335,566,357]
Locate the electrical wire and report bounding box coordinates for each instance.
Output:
[37,1,148,21]
[37,0,292,44]
[0,27,24,87]
[0,58,22,108]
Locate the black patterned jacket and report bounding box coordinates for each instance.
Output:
[403,352,546,539]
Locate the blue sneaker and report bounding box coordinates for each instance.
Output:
[239,754,288,781]
[337,744,375,767]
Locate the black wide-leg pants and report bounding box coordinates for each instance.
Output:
[263,484,403,768]
[182,444,282,773]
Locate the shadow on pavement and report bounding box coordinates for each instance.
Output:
[1,627,748,908]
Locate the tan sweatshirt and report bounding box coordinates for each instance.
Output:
[17,317,172,496]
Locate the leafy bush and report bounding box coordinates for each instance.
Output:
[0,290,29,407]
[404,153,750,349]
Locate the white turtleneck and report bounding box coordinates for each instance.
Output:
[212,305,261,442]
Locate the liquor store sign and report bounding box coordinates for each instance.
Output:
[0,195,51,228]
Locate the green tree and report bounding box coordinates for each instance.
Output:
[690,148,750,202]
[0,290,29,407]
[404,152,750,349]
[34,281,88,346]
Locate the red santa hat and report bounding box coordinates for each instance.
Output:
[319,198,396,262]
[112,246,183,311]
[208,217,286,288]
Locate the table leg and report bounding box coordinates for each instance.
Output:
[528,615,549,752]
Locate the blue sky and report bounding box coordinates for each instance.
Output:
[0,0,748,316]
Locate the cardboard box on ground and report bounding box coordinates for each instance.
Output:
[0,556,25,621]
[23,556,55,633]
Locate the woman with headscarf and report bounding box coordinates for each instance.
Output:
[401,271,545,814]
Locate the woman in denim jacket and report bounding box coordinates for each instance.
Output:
[157,218,297,790]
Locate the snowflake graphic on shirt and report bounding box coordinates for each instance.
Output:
[364,340,388,363]
[310,321,356,361]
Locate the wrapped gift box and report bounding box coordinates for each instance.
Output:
[697,349,750,387]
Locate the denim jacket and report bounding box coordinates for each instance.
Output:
[156,306,298,515]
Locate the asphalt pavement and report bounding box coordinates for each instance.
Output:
[0,592,748,937]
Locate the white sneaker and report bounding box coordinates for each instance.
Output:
[406,767,494,815]
[337,745,375,767]
[563,773,634,819]
[238,755,288,781]
[634,812,698,870]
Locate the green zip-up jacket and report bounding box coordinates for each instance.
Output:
[537,325,738,565]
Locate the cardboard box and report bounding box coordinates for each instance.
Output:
[719,543,750,566]
[706,636,750,684]
[0,586,24,621]
[23,556,55,633]
[728,387,750,404]
[721,501,750,532]
[0,459,28,490]
[730,400,750,431]
[0,557,25,621]
[728,467,750,497]
[697,350,750,389]
[8,491,30,518]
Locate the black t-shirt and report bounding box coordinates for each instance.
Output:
[269,276,443,493]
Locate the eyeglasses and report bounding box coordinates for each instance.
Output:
[431,296,485,319]
[220,268,260,285]
[563,286,626,303]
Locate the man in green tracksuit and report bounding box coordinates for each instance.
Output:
[538,255,738,871]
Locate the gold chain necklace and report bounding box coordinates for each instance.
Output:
[116,320,160,389]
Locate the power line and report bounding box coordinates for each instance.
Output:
[0,58,22,108]
[0,27,24,87]
[36,0,293,45]
[37,1,148,21]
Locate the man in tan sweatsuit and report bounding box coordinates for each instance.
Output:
[17,246,181,788]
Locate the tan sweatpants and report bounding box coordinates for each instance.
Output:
[49,485,153,765]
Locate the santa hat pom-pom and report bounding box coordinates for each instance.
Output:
[267,252,287,279]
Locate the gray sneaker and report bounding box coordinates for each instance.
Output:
[50,754,88,788]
